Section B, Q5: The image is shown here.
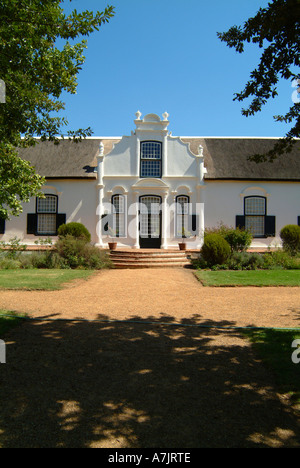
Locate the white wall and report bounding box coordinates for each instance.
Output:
[1,179,98,245]
[205,180,300,248]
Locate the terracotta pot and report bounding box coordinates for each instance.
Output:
[178,242,187,251]
[108,242,117,250]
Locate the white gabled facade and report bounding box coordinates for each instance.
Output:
[1,111,299,250]
[96,112,206,250]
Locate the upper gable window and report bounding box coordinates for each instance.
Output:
[140,141,162,178]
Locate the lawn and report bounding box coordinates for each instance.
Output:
[0,269,95,291]
[243,329,300,406]
[195,269,300,287]
[0,311,25,337]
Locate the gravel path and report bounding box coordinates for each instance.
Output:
[0,269,300,448]
[0,268,299,327]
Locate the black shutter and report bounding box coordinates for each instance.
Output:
[298,216,300,227]
[27,214,37,235]
[101,214,108,233]
[189,215,197,235]
[265,216,276,237]
[236,215,245,230]
[56,214,66,234]
[0,218,5,234]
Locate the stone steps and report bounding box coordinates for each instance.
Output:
[110,249,192,269]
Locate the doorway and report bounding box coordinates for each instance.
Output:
[139,195,162,249]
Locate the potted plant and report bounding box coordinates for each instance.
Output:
[178,228,191,251]
[107,227,117,250]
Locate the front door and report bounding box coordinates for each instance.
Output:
[139,196,162,249]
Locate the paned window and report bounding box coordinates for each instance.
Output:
[112,195,126,237]
[176,196,190,237]
[37,195,58,235]
[140,141,162,178]
[244,196,266,237]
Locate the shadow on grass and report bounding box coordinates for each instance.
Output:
[0,314,300,448]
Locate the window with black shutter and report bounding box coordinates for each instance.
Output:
[27,195,66,236]
[236,196,275,237]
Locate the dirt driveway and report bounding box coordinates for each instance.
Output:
[0,268,300,448]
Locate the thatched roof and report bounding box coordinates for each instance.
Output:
[18,137,300,181]
[182,138,300,181]
[18,139,119,179]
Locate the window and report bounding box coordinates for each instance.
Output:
[37,195,58,235]
[236,196,275,238]
[140,141,162,178]
[244,196,266,237]
[112,195,126,237]
[176,196,190,237]
[27,195,66,236]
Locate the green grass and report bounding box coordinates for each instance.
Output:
[0,311,25,337]
[0,269,95,291]
[243,329,300,405]
[195,269,300,287]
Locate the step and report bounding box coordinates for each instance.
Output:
[109,249,192,269]
[112,262,191,269]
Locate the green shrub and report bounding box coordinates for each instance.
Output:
[262,250,300,270]
[222,228,252,253]
[57,222,91,243]
[19,252,68,270]
[0,236,27,260]
[55,235,112,269]
[201,233,231,267]
[0,258,22,269]
[204,224,252,253]
[280,224,300,255]
[226,252,264,270]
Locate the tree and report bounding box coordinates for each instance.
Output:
[0,0,115,219]
[217,0,300,162]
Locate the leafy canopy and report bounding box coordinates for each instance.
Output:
[0,0,115,218]
[217,0,300,162]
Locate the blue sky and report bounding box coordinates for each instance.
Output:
[60,0,293,138]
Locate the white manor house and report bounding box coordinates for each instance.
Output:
[1,112,300,250]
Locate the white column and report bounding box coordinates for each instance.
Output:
[96,142,105,248]
[196,186,205,249]
[162,134,168,177]
[161,191,168,249]
[136,136,140,177]
[195,145,206,249]
[133,191,140,249]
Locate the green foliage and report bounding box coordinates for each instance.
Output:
[55,235,112,270]
[0,236,27,259]
[0,0,115,218]
[217,0,300,161]
[0,144,45,219]
[205,223,252,253]
[58,222,91,243]
[225,251,264,270]
[201,233,231,267]
[280,224,300,255]
[262,250,300,270]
